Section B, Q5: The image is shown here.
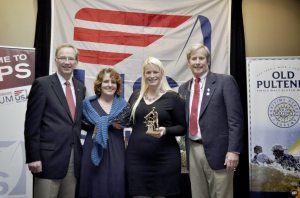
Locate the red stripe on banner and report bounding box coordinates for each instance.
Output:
[78,49,132,65]
[75,8,191,28]
[74,27,162,47]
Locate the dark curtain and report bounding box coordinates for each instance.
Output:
[34,0,51,78]
[230,0,249,198]
[34,0,248,197]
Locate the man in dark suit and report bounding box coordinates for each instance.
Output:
[24,43,86,198]
[178,43,243,198]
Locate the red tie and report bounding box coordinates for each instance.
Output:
[189,78,200,136]
[65,80,76,120]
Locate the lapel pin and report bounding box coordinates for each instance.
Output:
[206,88,210,96]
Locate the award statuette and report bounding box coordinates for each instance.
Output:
[144,107,160,135]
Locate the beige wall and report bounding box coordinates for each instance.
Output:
[0,0,299,56]
[243,0,300,57]
[0,0,37,48]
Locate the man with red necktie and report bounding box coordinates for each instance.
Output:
[24,44,86,198]
[178,43,244,198]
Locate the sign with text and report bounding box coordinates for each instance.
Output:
[0,46,35,198]
[247,57,300,198]
[0,46,35,90]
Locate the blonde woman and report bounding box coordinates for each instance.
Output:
[126,57,186,198]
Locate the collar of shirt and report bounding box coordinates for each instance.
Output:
[193,71,208,81]
[57,72,74,87]
[191,71,208,91]
[56,72,76,102]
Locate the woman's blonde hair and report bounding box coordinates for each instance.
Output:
[130,57,172,122]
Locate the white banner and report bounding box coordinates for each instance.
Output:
[51,0,231,98]
[0,46,35,198]
[247,57,300,196]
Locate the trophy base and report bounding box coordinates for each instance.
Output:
[146,131,161,138]
[146,130,160,135]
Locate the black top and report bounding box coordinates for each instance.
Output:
[126,91,186,196]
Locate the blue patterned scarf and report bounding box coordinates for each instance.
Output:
[83,95,128,166]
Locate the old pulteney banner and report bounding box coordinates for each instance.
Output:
[247,57,300,198]
[0,46,35,198]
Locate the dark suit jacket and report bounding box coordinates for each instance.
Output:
[178,71,244,170]
[24,73,86,179]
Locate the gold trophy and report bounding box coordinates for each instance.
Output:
[144,107,160,136]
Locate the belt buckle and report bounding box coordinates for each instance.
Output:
[191,139,202,144]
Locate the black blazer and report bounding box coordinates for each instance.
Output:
[178,72,244,170]
[24,73,86,179]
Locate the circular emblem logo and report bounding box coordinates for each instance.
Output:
[268,96,300,128]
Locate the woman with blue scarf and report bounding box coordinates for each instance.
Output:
[79,68,130,198]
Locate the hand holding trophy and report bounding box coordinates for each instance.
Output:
[144,107,166,138]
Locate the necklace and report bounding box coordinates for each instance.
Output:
[144,94,159,102]
[144,90,165,102]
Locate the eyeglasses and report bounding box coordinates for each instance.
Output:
[56,57,77,63]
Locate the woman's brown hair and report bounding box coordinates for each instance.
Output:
[94,68,122,96]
